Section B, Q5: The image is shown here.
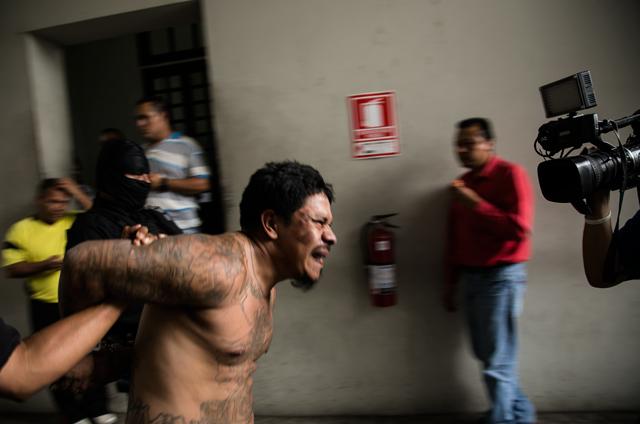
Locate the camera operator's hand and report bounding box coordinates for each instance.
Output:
[585,188,610,220]
[583,188,616,288]
[451,179,482,209]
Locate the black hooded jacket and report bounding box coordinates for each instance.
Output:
[66,139,181,341]
[67,138,181,251]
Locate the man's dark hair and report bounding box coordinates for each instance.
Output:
[136,96,170,117]
[37,178,61,196]
[99,128,125,140]
[240,161,334,233]
[457,117,494,140]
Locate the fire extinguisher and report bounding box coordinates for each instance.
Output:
[364,213,398,307]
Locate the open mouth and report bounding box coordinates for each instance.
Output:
[311,248,329,265]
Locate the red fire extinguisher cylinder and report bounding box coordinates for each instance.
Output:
[366,214,397,307]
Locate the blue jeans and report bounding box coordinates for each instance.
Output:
[461,263,536,424]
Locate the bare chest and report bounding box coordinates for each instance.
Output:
[188,287,274,365]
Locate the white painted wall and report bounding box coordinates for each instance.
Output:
[24,34,74,178]
[0,0,639,415]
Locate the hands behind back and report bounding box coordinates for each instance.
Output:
[121,224,166,246]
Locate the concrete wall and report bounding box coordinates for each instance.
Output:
[0,0,639,415]
[24,34,75,178]
[202,0,640,414]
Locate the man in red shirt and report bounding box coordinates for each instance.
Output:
[443,118,535,424]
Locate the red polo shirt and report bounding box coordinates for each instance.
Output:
[445,155,534,286]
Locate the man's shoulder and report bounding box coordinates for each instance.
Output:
[4,216,59,250]
[187,232,247,256]
[210,233,250,268]
[67,210,120,240]
[149,135,203,162]
[40,213,78,233]
[491,157,530,180]
[5,216,39,237]
[174,232,249,294]
[166,134,203,152]
[7,216,35,229]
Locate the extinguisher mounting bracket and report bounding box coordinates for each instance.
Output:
[372,213,397,220]
[371,213,399,228]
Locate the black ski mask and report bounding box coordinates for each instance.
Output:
[96,139,151,211]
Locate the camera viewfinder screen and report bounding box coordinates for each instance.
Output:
[540,77,583,118]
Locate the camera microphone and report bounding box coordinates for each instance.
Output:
[598,113,640,135]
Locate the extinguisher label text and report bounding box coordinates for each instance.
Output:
[374,240,391,251]
[368,264,396,291]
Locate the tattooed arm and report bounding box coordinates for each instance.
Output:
[60,234,241,316]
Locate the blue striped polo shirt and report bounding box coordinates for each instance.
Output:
[144,132,210,233]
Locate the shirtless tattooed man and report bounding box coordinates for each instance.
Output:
[59,161,337,423]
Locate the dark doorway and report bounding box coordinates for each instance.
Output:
[137,24,225,234]
[65,8,225,234]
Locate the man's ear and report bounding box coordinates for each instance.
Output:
[261,210,279,240]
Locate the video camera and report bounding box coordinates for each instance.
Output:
[535,70,640,214]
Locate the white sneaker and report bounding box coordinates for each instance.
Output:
[92,413,119,424]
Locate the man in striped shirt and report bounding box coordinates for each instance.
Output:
[135,97,211,233]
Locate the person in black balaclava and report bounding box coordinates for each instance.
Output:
[67,137,181,332]
[67,138,181,250]
[63,138,181,424]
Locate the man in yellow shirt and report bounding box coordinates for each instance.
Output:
[3,178,91,324]
[2,177,99,424]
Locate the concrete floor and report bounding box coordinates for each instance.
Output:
[1,412,638,424]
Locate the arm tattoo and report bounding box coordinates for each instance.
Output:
[64,234,245,307]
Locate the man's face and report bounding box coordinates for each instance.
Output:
[455,124,494,169]
[135,102,167,141]
[278,193,337,290]
[37,188,70,224]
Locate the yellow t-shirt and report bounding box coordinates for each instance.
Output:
[2,214,76,303]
